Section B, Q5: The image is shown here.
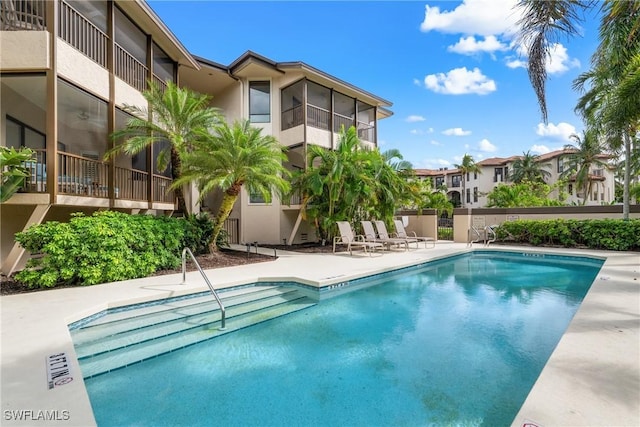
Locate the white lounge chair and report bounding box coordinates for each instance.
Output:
[365,220,408,251]
[392,219,436,248]
[333,221,384,255]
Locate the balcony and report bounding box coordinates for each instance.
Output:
[1,0,45,31]
[21,149,175,207]
[281,104,376,144]
[58,0,169,92]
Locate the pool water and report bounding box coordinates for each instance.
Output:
[83,252,602,426]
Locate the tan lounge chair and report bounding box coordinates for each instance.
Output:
[364,220,408,251]
[392,219,436,248]
[333,221,384,255]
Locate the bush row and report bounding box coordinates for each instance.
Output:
[496,218,640,251]
[14,211,221,288]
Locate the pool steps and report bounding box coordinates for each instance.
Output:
[71,285,315,378]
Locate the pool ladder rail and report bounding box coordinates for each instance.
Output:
[181,247,226,330]
[468,225,497,247]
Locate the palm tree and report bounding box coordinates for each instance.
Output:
[560,130,608,205]
[509,151,551,183]
[108,81,220,214]
[515,0,590,123]
[173,120,290,251]
[453,153,481,207]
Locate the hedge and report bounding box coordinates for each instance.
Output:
[495,218,640,251]
[14,211,218,288]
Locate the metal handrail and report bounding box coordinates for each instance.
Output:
[485,225,497,246]
[181,248,226,330]
[468,226,482,247]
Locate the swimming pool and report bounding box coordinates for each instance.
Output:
[78,251,603,426]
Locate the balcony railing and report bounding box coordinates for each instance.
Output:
[59,0,107,67]
[58,152,109,197]
[20,150,174,205]
[357,123,374,142]
[152,174,175,204]
[115,42,147,92]
[1,0,45,30]
[308,105,330,130]
[281,105,303,131]
[333,113,353,133]
[115,166,148,201]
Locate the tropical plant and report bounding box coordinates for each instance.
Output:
[453,154,481,208]
[509,151,551,183]
[560,130,608,205]
[291,126,417,241]
[486,180,564,208]
[173,120,290,252]
[0,146,35,203]
[107,81,220,214]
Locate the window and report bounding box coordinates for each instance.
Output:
[568,184,573,195]
[249,190,271,204]
[435,176,444,188]
[466,188,471,203]
[557,158,564,174]
[466,172,470,182]
[451,175,461,188]
[494,168,503,182]
[6,116,45,149]
[473,187,478,202]
[474,171,477,179]
[249,81,270,123]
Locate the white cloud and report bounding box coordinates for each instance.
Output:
[428,127,434,133]
[536,122,576,142]
[530,144,551,154]
[406,115,426,122]
[410,129,423,135]
[420,0,522,37]
[448,35,508,56]
[424,67,496,95]
[413,78,422,87]
[442,127,472,136]
[507,42,580,74]
[478,138,497,152]
[430,139,442,146]
[546,43,580,74]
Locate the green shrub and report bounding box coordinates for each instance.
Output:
[15,211,190,288]
[496,219,640,251]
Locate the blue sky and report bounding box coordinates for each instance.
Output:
[148,0,602,169]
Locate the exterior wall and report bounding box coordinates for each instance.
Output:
[280,126,304,147]
[307,126,331,149]
[239,188,281,244]
[114,77,146,111]
[212,83,242,122]
[0,31,49,69]
[57,40,109,99]
[397,210,438,240]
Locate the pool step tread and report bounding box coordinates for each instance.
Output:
[75,291,307,358]
[77,295,315,378]
[72,286,297,345]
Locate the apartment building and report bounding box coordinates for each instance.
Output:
[0,0,392,274]
[415,149,615,208]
